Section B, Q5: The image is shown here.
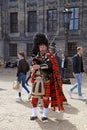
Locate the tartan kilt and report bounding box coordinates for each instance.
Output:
[44,80,51,97]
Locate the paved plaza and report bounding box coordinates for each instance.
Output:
[0,68,87,130]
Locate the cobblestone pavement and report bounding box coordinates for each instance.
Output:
[0,68,87,130]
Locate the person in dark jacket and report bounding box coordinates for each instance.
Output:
[60,54,68,78]
[16,51,30,100]
[68,47,86,100]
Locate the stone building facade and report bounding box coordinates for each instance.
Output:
[0,0,87,72]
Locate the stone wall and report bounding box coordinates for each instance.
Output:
[0,0,87,72]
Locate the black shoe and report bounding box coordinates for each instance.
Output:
[41,117,48,122]
[30,116,38,120]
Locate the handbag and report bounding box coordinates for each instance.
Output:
[13,80,20,90]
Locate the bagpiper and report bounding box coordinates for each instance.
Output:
[30,33,67,122]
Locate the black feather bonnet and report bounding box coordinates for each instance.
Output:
[32,33,49,56]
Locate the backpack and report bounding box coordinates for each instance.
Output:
[24,61,30,73]
[20,59,30,74]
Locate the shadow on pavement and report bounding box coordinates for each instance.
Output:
[16,100,32,108]
[64,104,79,114]
[72,92,85,95]
[36,115,78,130]
[85,100,87,104]
[18,99,79,130]
[35,104,78,130]
[48,104,79,119]
[71,97,87,102]
[0,88,7,91]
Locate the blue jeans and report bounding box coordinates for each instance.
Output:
[18,73,30,95]
[61,68,66,78]
[69,73,82,96]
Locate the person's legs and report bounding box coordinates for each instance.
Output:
[30,97,38,120]
[61,68,64,78]
[26,71,31,85]
[68,74,78,98]
[77,73,82,96]
[69,73,84,98]
[64,68,67,78]
[69,83,78,92]
[17,84,22,97]
[26,76,30,85]
[16,74,22,99]
[42,97,50,122]
[76,73,86,99]
[21,74,30,94]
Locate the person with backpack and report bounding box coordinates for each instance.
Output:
[16,51,31,100]
[25,56,33,86]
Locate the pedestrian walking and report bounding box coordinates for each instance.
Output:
[16,51,31,100]
[68,47,86,100]
[30,33,66,122]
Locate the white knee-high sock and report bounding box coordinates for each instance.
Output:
[32,107,38,117]
[42,108,49,117]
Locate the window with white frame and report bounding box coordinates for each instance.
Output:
[69,7,79,30]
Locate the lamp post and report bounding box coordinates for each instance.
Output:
[62,8,72,56]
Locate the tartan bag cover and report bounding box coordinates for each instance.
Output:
[47,52,67,111]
